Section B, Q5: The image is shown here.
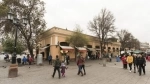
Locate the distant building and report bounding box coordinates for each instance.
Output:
[140,42,150,51]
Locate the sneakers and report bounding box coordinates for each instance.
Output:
[129,70,131,72]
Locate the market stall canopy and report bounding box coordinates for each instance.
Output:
[40,46,49,50]
[133,50,143,54]
[77,47,87,52]
[87,48,94,51]
[60,46,74,50]
[95,48,101,50]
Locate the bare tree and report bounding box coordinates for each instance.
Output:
[117,29,140,50]
[88,8,115,56]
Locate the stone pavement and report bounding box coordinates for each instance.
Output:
[0,59,150,84]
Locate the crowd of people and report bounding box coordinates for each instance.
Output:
[121,53,146,76]
[3,52,148,78]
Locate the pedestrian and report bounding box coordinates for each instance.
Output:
[109,55,112,62]
[133,54,138,73]
[77,56,84,76]
[136,54,140,72]
[48,54,52,65]
[81,56,86,75]
[121,55,127,69]
[137,54,146,76]
[29,56,33,65]
[126,53,133,72]
[147,55,150,61]
[22,56,27,65]
[66,55,70,65]
[60,61,68,77]
[52,55,61,79]
[27,54,29,64]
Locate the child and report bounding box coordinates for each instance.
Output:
[61,61,67,77]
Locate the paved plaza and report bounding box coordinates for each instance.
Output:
[0,59,150,84]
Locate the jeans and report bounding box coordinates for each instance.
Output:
[66,60,69,65]
[49,60,52,65]
[52,67,60,78]
[128,63,132,70]
[123,64,127,69]
[81,65,86,74]
[134,63,139,72]
[77,65,82,75]
[78,65,82,71]
[139,64,145,75]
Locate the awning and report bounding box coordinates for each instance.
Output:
[60,46,74,50]
[40,46,49,50]
[87,48,94,51]
[77,47,87,52]
[95,48,101,50]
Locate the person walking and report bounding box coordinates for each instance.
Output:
[81,56,86,75]
[121,55,127,69]
[60,61,68,77]
[52,55,61,79]
[66,55,70,65]
[77,56,84,76]
[137,54,146,76]
[126,53,133,72]
[29,56,33,65]
[48,54,52,65]
[133,54,138,73]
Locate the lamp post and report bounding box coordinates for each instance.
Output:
[7,9,28,64]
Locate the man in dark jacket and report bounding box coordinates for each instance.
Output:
[66,55,70,65]
[52,55,61,79]
[137,54,146,76]
[48,54,52,65]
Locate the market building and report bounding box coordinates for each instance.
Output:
[38,27,121,61]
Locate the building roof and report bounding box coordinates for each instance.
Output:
[40,26,121,45]
[42,26,97,38]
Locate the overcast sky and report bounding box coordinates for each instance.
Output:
[43,0,150,43]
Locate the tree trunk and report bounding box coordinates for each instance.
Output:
[36,46,39,57]
[27,41,34,58]
[74,46,77,61]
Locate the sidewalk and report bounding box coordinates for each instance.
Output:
[0,59,150,84]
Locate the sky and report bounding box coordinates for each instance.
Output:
[43,0,150,43]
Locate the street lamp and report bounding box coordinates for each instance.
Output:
[7,9,28,64]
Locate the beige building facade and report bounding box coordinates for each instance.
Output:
[38,27,121,61]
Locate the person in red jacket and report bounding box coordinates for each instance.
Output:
[77,56,84,76]
[121,55,127,69]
